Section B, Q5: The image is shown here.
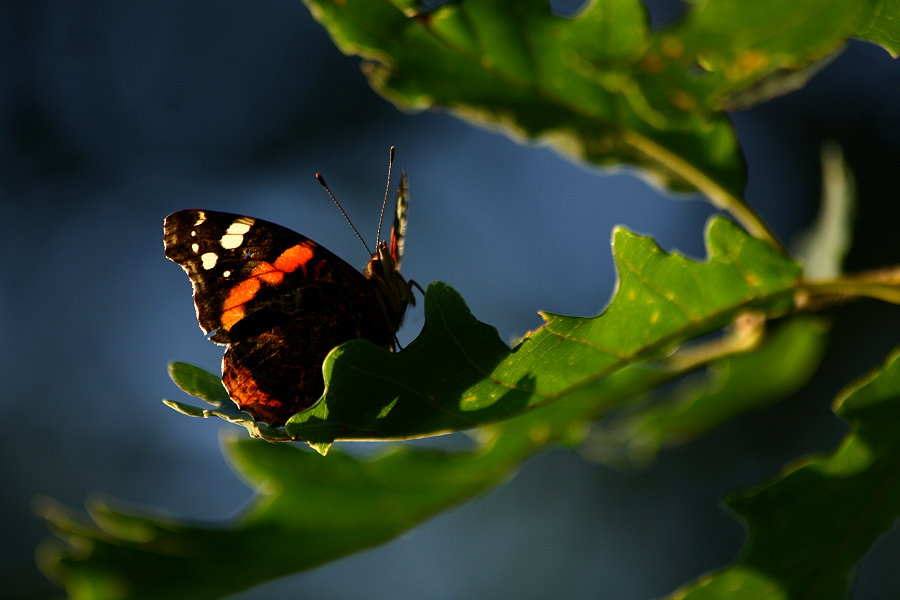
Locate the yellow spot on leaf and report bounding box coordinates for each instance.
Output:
[639,54,664,74]
[726,50,769,79]
[669,89,697,111]
[529,425,550,445]
[661,36,683,59]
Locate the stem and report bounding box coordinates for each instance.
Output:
[621,130,785,254]
[799,266,900,305]
[802,280,900,305]
[664,311,766,372]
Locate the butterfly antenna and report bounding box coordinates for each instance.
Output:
[375,146,395,247]
[316,173,373,256]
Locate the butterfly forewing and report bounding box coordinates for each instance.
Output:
[164,209,363,341]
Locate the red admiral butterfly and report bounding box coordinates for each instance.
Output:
[164,149,416,426]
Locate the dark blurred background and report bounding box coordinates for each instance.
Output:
[3,1,899,598]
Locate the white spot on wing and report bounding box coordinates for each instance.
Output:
[223,270,231,277]
[193,212,207,226]
[201,252,218,270]
[220,218,254,250]
[191,243,200,253]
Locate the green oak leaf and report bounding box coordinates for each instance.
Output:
[669,347,900,599]
[166,362,230,407]
[167,217,802,447]
[301,0,897,202]
[304,0,744,196]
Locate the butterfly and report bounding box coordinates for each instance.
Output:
[164,149,416,426]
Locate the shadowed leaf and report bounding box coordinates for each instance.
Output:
[669,347,900,599]
[586,316,829,466]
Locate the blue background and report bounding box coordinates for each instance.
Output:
[3,1,899,598]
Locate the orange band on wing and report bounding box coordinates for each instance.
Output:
[221,277,260,329]
[274,243,314,274]
[222,362,285,421]
[251,261,284,285]
[219,244,315,331]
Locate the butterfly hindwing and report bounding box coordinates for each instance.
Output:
[221,282,382,424]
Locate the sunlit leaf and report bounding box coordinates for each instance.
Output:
[166,217,802,446]
[167,362,229,407]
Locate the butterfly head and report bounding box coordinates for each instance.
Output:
[366,240,416,335]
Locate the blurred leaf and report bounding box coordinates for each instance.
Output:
[37,437,525,600]
[668,0,870,84]
[167,217,802,446]
[793,142,856,280]
[585,316,829,466]
[669,347,900,599]
[40,359,662,600]
[719,54,840,111]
